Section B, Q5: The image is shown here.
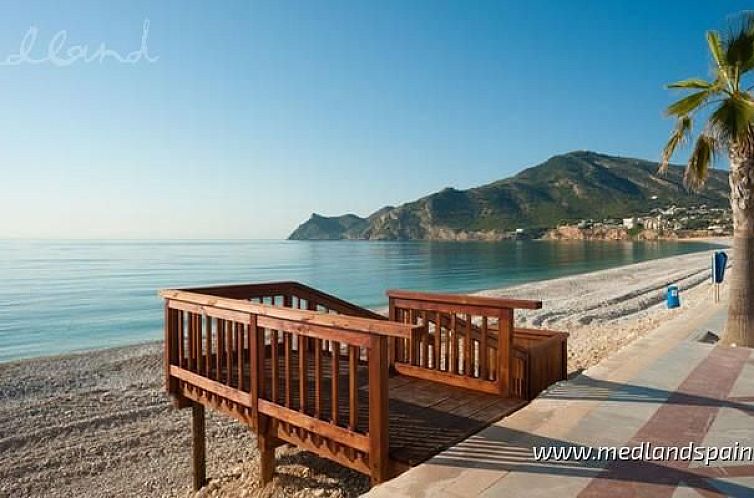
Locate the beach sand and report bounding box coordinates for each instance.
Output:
[0,243,730,497]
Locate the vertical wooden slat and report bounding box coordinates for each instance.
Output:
[237,323,244,391]
[299,333,307,413]
[387,298,396,368]
[394,307,403,363]
[271,330,279,403]
[204,316,211,377]
[433,311,440,370]
[368,336,388,485]
[186,311,194,371]
[464,314,472,377]
[480,316,488,380]
[187,312,195,372]
[284,332,292,408]
[314,338,322,417]
[331,341,340,425]
[226,320,233,385]
[348,345,358,430]
[206,316,214,376]
[490,342,497,381]
[408,309,416,366]
[421,311,429,368]
[449,313,457,374]
[215,319,223,380]
[196,314,204,376]
[177,310,185,369]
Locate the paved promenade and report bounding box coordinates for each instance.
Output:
[365,301,754,497]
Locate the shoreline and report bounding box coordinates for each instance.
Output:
[480,238,730,372]
[0,237,730,368]
[0,241,732,497]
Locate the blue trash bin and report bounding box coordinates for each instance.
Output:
[666,285,680,309]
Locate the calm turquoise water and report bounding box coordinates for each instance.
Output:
[0,239,721,362]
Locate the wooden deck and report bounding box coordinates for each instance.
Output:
[383,374,526,465]
[179,349,525,467]
[160,281,566,490]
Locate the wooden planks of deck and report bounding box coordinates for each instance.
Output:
[193,348,525,468]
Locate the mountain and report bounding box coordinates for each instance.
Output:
[287,151,730,240]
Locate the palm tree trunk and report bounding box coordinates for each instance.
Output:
[723,142,754,347]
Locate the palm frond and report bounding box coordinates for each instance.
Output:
[707,31,732,89]
[724,13,754,76]
[660,116,692,173]
[665,90,711,117]
[685,134,716,190]
[660,17,754,192]
[708,31,727,68]
[708,94,754,142]
[667,78,713,89]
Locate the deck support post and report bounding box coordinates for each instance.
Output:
[368,335,389,485]
[258,432,276,486]
[191,402,207,491]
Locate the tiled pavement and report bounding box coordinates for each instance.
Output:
[364,301,754,497]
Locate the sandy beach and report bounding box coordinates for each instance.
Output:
[0,242,731,498]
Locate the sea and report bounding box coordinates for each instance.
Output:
[0,239,722,363]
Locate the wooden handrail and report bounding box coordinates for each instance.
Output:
[160,289,415,339]
[183,281,301,297]
[386,289,542,310]
[287,282,387,320]
[178,281,387,320]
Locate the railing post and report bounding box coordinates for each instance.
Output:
[250,313,279,486]
[368,335,389,485]
[497,308,514,396]
[387,297,396,369]
[163,303,178,396]
[249,314,260,425]
[560,335,568,381]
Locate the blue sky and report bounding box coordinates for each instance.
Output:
[0,1,748,238]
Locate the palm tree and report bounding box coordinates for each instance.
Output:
[661,14,754,347]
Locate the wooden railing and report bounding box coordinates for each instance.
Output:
[183,281,386,319]
[387,290,544,396]
[161,282,567,491]
[511,328,569,400]
[160,284,416,487]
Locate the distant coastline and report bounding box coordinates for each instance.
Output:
[542,227,731,242]
[289,151,730,241]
